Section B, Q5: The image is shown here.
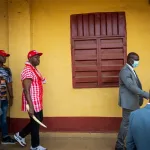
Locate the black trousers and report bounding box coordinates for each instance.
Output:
[115,108,132,149]
[19,110,43,148]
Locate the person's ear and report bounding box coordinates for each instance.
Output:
[129,58,134,65]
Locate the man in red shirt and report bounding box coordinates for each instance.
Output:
[14,50,46,150]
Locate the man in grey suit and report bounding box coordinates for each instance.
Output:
[115,52,149,150]
[126,101,150,150]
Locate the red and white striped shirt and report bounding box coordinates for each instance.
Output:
[21,62,46,112]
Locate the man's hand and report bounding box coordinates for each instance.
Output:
[7,82,13,106]
[28,104,34,117]
[23,79,34,117]
[9,96,13,106]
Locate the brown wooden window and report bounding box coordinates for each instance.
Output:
[71,12,127,88]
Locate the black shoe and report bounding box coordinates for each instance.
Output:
[115,148,124,150]
[1,136,17,144]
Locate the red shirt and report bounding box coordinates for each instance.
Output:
[21,62,45,112]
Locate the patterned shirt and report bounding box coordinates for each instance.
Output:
[21,62,45,112]
[0,66,12,100]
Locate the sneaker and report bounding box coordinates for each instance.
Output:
[1,136,17,144]
[14,132,26,147]
[30,145,47,150]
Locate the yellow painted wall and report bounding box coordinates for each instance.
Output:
[8,0,31,118]
[0,0,8,54]
[3,0,150,118]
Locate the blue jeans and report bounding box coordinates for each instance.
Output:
[0,100,8,138]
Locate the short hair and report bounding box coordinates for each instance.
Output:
[127,52,138,61]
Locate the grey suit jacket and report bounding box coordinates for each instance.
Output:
[126,104,150,150]
[118,64,149,110]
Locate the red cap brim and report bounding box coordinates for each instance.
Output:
[38,53,43,56]
[6,54,10,57]
[0,53,10,57]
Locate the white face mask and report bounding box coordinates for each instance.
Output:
[132,60,139,68]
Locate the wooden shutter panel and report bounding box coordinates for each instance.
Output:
[72,39,98,88]
[71,12,126,88]
[100,37,126,87]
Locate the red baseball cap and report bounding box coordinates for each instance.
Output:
[28,50,43,59]
[0,50,10,57]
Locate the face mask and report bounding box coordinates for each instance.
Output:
[132,60,139,68]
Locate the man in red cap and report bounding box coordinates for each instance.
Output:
[14,50,46,150]
[0,50,16,144]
